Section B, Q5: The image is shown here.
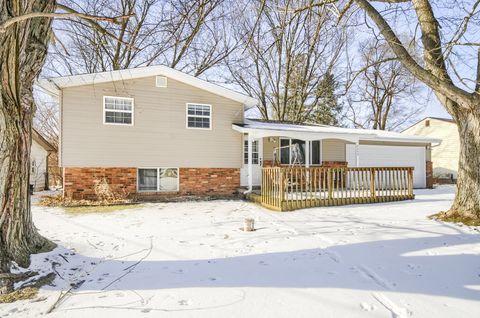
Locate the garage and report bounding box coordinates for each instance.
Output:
[346,144,426,188]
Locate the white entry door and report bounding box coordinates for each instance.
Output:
[240,137,263,187]
[346,144,426,188]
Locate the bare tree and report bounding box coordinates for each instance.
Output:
[345,37,423,130]
[0,0,129,294]
[226,0,347,122]
[46,0,232,76]
[344,0,480,220]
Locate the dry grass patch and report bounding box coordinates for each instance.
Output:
[38,194,133,207]
[429,211,480,226]
[38,194,142,214]
[64,204,142,214]
[0,287,38,303]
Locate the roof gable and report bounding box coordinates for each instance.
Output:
[37,65,257,107]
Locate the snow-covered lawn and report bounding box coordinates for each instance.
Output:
[3,186,480,317]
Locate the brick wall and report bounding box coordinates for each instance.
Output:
[322,161,348,167]
[179,168,240,196]
[64,167,240,200]
[64,167,137,200]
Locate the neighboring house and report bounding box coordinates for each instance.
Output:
[403,117,458,183]
[38,65,439,200]
[31,129,55,191]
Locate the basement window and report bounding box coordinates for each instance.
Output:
[138,168,179,192]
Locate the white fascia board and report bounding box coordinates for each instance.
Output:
[232,125,367,143]
[232,124,441,145]
[365,135,442,145]
[37,65,258,107]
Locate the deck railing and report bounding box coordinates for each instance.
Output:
[261,166,414,211]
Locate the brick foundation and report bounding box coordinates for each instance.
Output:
[64,167,137,200]
[262,160,275,167]
[63,167,240,200]
[262,160,349,167]
[179,168,240,196]
[426,161,433,188]
[321,161,348,167]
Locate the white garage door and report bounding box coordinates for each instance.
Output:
[346,144,426,188]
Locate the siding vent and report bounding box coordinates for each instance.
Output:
[156,76,167,88]
[425,119,430,127]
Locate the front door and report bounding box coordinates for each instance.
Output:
[240,137,263,187]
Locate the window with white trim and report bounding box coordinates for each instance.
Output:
[186,103,211,129]
[104,96,134,125]
[138,168,179,192]
[280,138,321,165]
[244,140,259,164]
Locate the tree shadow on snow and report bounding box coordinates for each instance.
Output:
[33,233,480,301]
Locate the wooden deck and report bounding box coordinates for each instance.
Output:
[260,166,414,211]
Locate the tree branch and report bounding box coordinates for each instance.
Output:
[0,4,133,33]
[354,0,473,109]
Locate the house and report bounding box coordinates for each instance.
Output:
[38,65,439,203]
[403,117,458,183]
[31,129,55,191]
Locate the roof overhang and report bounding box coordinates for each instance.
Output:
[36,65,258,107]
[232,120,441,145]
[232,124,371,143]
[32,129,56,152]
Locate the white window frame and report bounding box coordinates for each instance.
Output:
[279,138,322,166]
[243,139,260,165]
[186,103,212,130]
[103,96,134,126]
[137,167,179,192]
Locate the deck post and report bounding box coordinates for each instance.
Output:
[370,168,376,200]
[305,140,310,168]
[247,133,253,192]
[355,140,360,167]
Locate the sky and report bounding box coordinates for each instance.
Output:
[423,95,451,119]
[39,0,475,126]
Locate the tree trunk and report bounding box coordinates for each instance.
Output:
[0,0,56,294]
[448,108,480,219]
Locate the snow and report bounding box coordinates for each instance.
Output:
[3,186,480,317]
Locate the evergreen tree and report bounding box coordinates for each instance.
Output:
[310,72,342,126]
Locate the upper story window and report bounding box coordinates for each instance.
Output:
[103,96,134,125]
[186,103,211,129]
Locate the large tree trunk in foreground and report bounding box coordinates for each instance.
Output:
[0,1,56,294]
[353,0,480,221]
[450,109,480,219]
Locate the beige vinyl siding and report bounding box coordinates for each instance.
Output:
[262,137,278,161]
[322,139,350,161]
[61,76,244,168]
[404,118,458,178]
[30,139,48,191]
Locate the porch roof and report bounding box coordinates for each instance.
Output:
[232,119,441,144]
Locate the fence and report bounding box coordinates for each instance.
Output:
[261,166,414,211]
